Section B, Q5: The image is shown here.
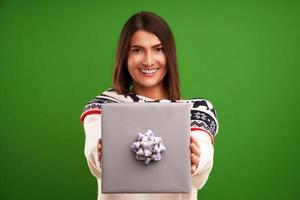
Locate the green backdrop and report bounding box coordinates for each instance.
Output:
[1,0,299,199]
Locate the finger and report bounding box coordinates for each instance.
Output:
[98,151,102,162]
[190,153,200,165]
[190,135,200,148]
[191,164,196,174]
[98,139,102,149]
[97,139,102,162]
[190,143,201,157]
[98,146,101,160]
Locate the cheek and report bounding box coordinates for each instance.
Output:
[161,67,168,79]
[127,54,142,68]
[127,56,141,79]
[158,54,167,67]
[127,56,133,69]
[160,56,168,76]
[127,56,134,74]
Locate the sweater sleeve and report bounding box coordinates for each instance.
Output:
[83,114,102,179]
[80,94,119,179]
[188,98,219,189]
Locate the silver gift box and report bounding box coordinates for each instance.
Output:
[101,102,192,193]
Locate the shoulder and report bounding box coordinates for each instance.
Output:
[184,97,217,118]
[80,88,120,123]
[83,88,121,110]
[183,97,219,137]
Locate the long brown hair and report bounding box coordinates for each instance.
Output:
[112,11,180,100]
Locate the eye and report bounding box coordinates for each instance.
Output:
[132,48,143,53]
[155,47,164,53]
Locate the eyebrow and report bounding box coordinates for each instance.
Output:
[131,43,162,48]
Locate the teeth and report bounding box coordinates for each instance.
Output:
[140,68,158,74]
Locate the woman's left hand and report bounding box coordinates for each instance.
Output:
[190,135,201,174]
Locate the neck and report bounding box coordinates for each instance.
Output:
[132,84,169,100]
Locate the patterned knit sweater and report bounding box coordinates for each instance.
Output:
[80,88,219,200]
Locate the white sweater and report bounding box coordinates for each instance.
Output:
[81,89,219,200]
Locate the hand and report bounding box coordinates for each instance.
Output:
[190,135,201,174]
[97,138,102,162]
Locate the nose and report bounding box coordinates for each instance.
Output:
[142,51,155,67]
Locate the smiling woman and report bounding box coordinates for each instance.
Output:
[112,11,180,101]
[80,11,219,200]
[127,30,168,100]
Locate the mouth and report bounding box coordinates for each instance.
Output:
[139,68,159,76]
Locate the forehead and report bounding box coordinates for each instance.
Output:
[130,30,162,46]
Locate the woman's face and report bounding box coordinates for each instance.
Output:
[127,30,167,91]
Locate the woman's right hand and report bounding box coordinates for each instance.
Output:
[97,138,102,162]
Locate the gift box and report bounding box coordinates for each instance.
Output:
[101,102,192,193]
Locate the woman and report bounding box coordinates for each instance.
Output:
[80,11,219,200]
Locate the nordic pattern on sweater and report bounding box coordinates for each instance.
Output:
[80,88,219,143]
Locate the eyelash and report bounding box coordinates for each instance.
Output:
[132,49,142,53]
[132,48,163,53]
[155,47,163,52]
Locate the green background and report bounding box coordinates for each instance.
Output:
[1,0,299,199]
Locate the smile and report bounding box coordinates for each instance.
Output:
[139,68,159,75]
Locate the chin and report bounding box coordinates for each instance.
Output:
[136,80,161,88]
